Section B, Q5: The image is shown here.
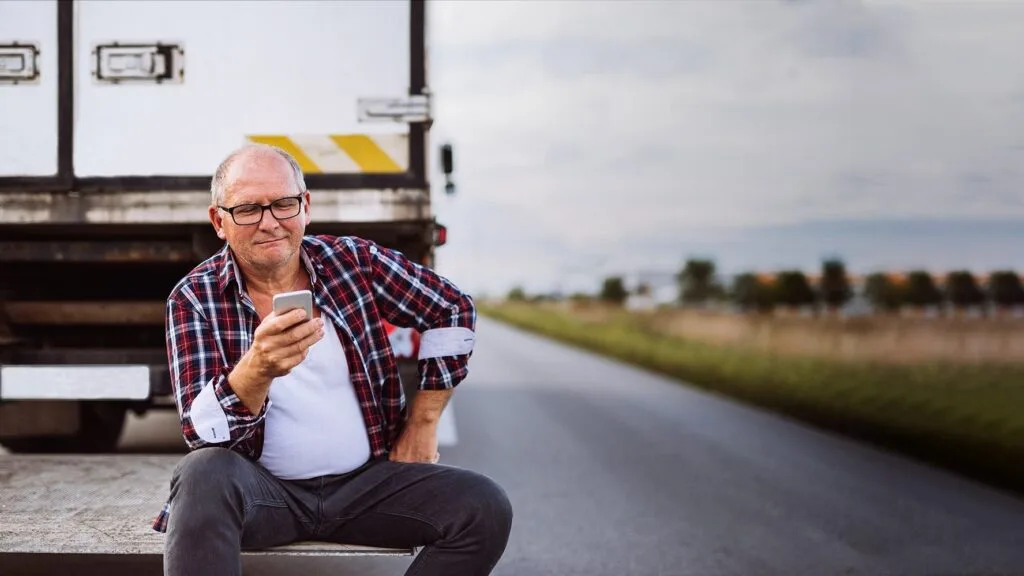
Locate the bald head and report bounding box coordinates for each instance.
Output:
[210,143,307,205]
[206,143,311,275]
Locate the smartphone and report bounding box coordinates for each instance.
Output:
[272,289,313,320]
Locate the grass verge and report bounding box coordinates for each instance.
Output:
[479,302,1024,496]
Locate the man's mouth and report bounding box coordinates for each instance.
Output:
[256,237,285,245]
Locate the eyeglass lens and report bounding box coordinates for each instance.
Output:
[231,197,301,224]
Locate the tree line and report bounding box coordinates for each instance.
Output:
[503,258,1024,315]
[667,258,1024,315]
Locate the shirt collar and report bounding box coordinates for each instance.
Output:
[216,236,320,294]
[214,243,240,293]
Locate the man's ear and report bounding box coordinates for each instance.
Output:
[302,191,312,226]
[209,205,227,239]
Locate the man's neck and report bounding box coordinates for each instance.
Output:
[239,255,307,298]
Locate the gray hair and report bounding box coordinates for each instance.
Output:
[210,143,307,205]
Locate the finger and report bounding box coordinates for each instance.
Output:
[304,322,325,347]
[264,316,319,351]
[286,316,322,345]
[260,308,308,336]
[273,342,314,373]
[274,308,309,331]
[286,321,325,358]
[254,311,303,343]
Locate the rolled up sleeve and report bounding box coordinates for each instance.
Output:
[165,290,269,450]
[363,239,476,390]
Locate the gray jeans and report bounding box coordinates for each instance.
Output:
[163,447,513,576]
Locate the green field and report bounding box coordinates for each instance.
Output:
[478,302,1024,495]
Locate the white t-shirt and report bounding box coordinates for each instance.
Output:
[257,319,372,480]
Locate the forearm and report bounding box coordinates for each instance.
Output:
[407,388,453,425]
[227,351,273,416]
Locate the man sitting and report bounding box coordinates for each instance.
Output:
[153,143,513,576]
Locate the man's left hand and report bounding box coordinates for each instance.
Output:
[389,420,440,464]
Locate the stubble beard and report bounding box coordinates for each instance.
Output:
[237,237,298,275]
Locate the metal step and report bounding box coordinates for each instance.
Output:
[0,454,415,557]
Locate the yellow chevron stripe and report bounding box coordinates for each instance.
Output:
[329,134,403,173]
[245,135,322,173]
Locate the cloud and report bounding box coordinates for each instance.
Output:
[426,0,1024,295]
[433,35,711,83]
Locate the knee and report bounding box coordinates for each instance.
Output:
[463,472,514,540]
[168,448,248,533]
[171,447,245,501]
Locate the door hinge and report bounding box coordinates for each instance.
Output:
[0,42,40,85]
[92,42,185,84]
[358,94,431,123]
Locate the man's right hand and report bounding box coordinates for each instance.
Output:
[226,308,324,416]
[249,308,325,379]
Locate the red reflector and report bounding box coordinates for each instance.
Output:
[434,224,447,246]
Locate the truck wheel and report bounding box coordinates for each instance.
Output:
[0,401,128,454]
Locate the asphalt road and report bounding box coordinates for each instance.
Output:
[4,316,1024,575]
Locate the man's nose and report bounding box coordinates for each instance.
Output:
[257,208,281,231]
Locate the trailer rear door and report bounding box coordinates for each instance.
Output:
[0,1,58,178]
[0,0,426,193]
[75,1,413,182]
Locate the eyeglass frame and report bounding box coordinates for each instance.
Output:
[217,194,305,226]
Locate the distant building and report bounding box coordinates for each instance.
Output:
[622,270,678,310]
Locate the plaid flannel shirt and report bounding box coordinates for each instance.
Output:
[151,234,476,533]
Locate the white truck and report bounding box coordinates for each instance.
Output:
[0,0,453,558]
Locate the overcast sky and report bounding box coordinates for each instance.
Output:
[423,0,1024,296]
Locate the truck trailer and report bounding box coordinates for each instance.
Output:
[0,0,455,456]
[1,0,456,560]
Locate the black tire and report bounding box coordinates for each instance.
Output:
[0,401,128,454]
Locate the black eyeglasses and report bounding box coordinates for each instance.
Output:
[218,195,303,226]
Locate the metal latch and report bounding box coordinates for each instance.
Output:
[0,43,40,85]
[358,94,431,123]
[92,42,184,84]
